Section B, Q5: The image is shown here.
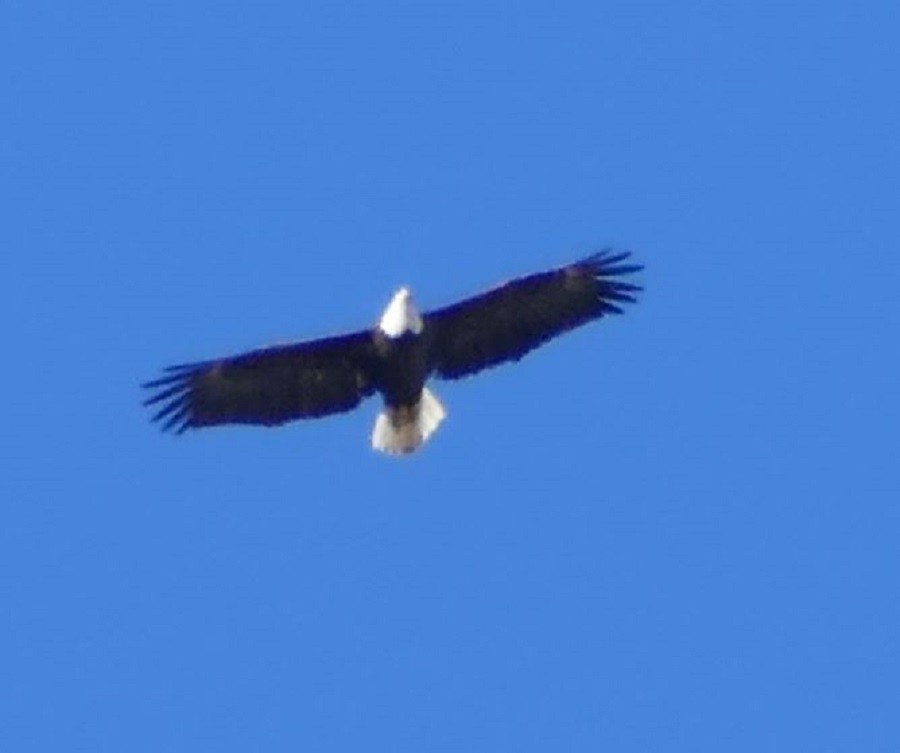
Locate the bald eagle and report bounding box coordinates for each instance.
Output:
[143,251,642,454]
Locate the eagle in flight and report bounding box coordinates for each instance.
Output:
[143,251,643,455]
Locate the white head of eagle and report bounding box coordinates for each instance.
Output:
[378,286,424,338]
[143,251,643,456]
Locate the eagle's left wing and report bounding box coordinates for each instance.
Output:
[143,330,378,433]
[425,251,642,380]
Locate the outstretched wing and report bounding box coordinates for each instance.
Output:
[425,251,642,380]
[143,330,378,433]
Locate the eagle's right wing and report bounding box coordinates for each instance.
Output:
[143,330,378,433]
[425,251,642,380]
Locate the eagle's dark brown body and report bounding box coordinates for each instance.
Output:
[372,330,431,409]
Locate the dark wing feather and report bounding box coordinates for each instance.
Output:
[142,330,378,433]
[425,251,642,380]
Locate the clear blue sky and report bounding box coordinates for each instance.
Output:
[2,1,898,750]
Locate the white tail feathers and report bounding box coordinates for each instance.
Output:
[371,387,446,455]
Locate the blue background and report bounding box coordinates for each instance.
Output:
[3,1,898,750]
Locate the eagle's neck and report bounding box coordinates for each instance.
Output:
[378,287,423,338]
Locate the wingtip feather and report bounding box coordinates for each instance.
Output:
[142,382,189,407]
[576,248,644,315]
[143,364,197,433]
[162,408,191,433]
[578,250,643,275]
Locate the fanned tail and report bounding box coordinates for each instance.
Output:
[371,387,446,455]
